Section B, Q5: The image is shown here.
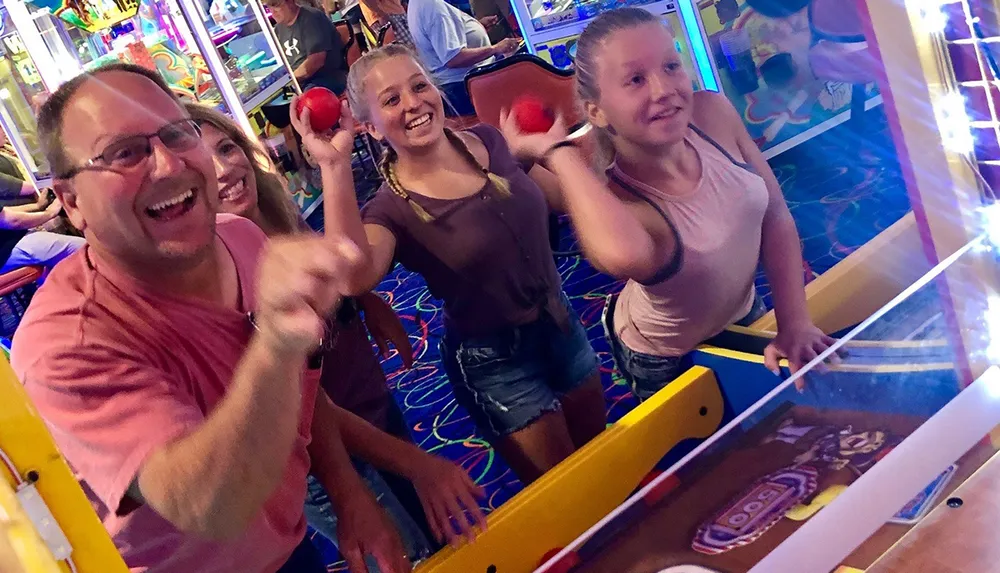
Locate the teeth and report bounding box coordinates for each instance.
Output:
[148,190,194,212]
[406,114,431,129]
[220,179,245,201]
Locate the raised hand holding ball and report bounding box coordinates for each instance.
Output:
[295,87,342,132]
[511,95,556,134]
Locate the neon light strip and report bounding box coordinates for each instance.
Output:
[510,0,534,54]
[676,0,717,92]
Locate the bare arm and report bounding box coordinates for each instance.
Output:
[317,155,396,293]
[544,147,671,281]
[446,38,518,68]
[321,393,487,545]
[718,92,833,373]
[138,236,359,540]
[295,52,328,81]
[309,391,411,573]
[445,45,499,68]
[0,201,60,230]
[501,112,672,281]
[138,337,304,540]
[728,101,809,329]
[527,164,565,213]
[292,100,397,294]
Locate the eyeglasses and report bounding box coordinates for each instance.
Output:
[59,119,203,179]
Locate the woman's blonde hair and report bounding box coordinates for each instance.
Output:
[184,102,304,236]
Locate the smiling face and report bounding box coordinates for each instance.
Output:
[360,55,447,153]
[54,71,218,270]
[200,123,259,221]
[585,22,694,152]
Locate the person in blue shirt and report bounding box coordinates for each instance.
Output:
[406,0,519,116]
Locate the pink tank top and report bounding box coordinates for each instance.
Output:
[611,125,770,357]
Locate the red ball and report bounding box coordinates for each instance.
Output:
[512,95,555,133]
[538,547,581,573]
[296,87,342,132]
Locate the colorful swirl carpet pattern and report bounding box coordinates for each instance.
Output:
[311,109,910,569]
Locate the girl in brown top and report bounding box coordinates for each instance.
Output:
[186,103,487,553]
[290,44,608,484]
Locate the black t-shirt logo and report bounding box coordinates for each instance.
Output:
[283,38,300,58]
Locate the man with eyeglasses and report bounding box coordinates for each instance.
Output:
[9,63,484,573]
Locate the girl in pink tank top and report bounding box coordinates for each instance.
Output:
[558,8,834,400]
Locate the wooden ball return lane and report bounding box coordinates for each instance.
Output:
[866,450,1000,573]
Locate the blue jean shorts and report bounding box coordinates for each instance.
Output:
[439,293,600,442]
[603,292,767,402]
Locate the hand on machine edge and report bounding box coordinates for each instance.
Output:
[494,37,520,57]
[289,97,356,171]
[337,487,413,573]
[764,320,841,390]
[405,453,487,547]
[255,235,363,357]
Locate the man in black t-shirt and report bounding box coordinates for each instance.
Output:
[267,0,348,94]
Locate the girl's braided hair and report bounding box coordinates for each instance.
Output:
[346,44,510,222]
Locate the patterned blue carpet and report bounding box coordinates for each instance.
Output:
[307,107,911,569]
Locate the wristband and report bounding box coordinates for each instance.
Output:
[540,140,576,169]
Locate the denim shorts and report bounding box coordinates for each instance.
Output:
[439,293,600,442]
[603,292,767,402]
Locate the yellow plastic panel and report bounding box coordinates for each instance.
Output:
[0,479,62,573]
[416,366,725,573]
[0,360,127,572]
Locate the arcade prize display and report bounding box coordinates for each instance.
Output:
[0,5,53,188]
[0,0,326,217]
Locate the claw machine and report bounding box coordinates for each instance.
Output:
[2,0,297,140]
[0,4,53,189]
[1,0,324,215]
[692,0,882,158]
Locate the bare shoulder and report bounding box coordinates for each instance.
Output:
[691,90,740,123]
[690,91,744,149]
[457,128,491,167]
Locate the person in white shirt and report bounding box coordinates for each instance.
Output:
[407,0,519,115]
